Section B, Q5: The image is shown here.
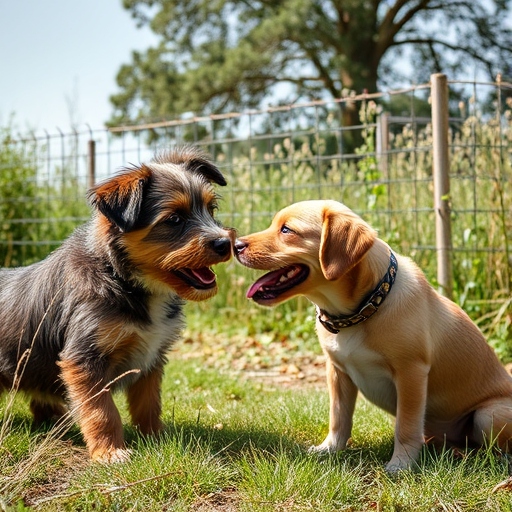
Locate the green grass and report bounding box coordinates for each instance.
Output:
[1,105,511,509]
[2,351,512,511]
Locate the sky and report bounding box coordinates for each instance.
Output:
[0,0,158,136]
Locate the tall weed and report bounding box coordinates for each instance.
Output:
[1,99,511,356]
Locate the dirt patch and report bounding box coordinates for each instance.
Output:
[191,488,240,512]
[180,330,326,389]
[20,443,89,508]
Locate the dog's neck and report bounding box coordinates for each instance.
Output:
[316,249,397,333]
[306,240,397,332]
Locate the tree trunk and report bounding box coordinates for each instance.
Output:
[338,65,378,152]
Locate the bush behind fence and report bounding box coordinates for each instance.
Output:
[2,77,511,357]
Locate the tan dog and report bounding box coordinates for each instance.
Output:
[234,199,512,472]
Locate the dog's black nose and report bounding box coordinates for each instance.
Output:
[234,239,247,255]
[211,237,232,257]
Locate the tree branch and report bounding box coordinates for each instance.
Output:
[391,37,494,65]
[378,0,431,56]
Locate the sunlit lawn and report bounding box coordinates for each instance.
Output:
[1,341,512,512]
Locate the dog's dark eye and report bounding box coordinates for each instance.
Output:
[281,225,294,234]
[166,213,184,226]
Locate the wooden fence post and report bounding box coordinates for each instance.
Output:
[431,73,453,299]
[87,139,96,188]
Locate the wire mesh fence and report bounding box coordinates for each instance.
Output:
[1,77,511,316]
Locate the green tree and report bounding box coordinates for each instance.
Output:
[110,0,512,128]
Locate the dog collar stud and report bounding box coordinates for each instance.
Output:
[316,250,398,334]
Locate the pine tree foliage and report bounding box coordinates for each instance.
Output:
[109,0,512,126]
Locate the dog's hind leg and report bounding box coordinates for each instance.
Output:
[472,398,512,451]
[127,366,164,436]
[29,396,67,427]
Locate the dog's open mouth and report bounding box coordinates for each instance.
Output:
[247,264,309,302]
[174,267,217,290]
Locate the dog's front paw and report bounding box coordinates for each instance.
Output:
[93,447,132,464]
[308,436,348,454]
[309,444,337,455]
[385,457,415,474]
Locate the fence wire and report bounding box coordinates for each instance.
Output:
[1,79,511,309]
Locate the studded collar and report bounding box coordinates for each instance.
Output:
[316,250,398,334]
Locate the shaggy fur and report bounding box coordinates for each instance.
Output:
[0,146,234,462]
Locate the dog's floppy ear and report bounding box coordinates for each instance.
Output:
[87,166,152,232]
[154,148,227,186]
[320,206,377,280]
[186,157,227,186]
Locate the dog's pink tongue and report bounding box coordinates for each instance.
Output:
[246,270,282,298]
[190,267,216,285]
